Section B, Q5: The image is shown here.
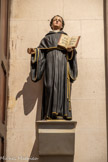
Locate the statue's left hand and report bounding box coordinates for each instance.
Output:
[67,47,74,52]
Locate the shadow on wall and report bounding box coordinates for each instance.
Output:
[16,73,42,118]
[16,73,43,161]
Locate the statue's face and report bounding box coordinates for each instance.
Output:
[51,16,63,30]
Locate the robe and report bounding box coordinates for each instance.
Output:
[31,30,78,120]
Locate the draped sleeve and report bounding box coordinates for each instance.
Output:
[68,49,78,83]
[31,35,51,82]
[31,48,46,82]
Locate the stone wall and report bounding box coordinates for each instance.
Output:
[7,0,107,162]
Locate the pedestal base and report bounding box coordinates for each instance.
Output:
[37,120,77,162]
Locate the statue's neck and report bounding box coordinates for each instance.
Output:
[53,29,60,33]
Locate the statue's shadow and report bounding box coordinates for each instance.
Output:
[16,73,43,117]
[16,73,43,161]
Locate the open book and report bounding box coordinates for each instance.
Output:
[58,34,80,49]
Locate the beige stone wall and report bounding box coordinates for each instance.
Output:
[7,0,107,162]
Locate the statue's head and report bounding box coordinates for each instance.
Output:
[50,15,65,31]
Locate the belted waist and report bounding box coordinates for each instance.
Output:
[39,46,66,52]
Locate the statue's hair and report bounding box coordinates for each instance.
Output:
[50,15,65,30]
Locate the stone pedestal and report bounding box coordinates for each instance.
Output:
[37,120,77,162]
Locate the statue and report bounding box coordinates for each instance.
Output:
[27,15,78,120]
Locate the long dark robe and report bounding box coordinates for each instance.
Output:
[31,30,78,120]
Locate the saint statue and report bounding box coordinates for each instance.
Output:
[27,15,78,120]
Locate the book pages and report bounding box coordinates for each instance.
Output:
[58,34,80,49]
[69,36,80,48]
[58,34,69,48]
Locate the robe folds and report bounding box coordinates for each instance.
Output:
[31,31,78,120]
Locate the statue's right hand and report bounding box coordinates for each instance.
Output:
[27,48,35,54]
